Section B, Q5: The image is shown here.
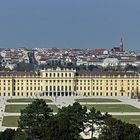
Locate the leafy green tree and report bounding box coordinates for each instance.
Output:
[99,117,140,140]
[0,128,15,140]
[57,102,87,139]
[14,128,27,140]
[42,115,73,140]
[18,99,53,140]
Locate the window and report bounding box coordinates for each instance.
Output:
[13,92,15,96]
[61,86,63,91]
[53,86,56,91]
[49,73,51,77]
[46,86,48,91]
[65,86,67,91]
[50,86,52,91]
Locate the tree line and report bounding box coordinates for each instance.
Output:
[0,99,140,140]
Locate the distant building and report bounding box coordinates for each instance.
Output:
[111,38,124,53]
[103,58,119,67]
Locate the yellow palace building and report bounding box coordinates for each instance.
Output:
[0,68,139,97]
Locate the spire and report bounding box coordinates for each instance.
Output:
[120,37,124,52]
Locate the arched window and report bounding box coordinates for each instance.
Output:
[65,73,67,77]
[53,86,56,91]
[50,86,52,91]
[61,86,63,91]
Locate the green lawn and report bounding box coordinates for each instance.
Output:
[7,98,52,103]
[5,104,58,113]
[75,98,121,102]
[2,116,19,127]
[113,115,140,126]
[85,104,140,112]
[3,115,140,127]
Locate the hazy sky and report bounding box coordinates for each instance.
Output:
[0,0,140,50]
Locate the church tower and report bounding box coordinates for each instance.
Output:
[120,37,124,52]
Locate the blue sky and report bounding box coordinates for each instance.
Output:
[0,0,140,50]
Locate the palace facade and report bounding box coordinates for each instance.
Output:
[0,68,139,97]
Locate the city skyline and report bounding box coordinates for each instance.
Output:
[0,0,140,50]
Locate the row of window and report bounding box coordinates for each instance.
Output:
[77,79,139,83]
[84,92,131,96]
[77,86,137,91]
[46,86,72,91]
[46,73,72,77]
[14,86,41,91]
[45,80,72,83]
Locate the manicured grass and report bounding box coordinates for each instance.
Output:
[75,98,121,102]
[7,98,52,103]
[113,115,140,126]
[85,104,140,112]
[5,104,58,113]
[2,116,19,127]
